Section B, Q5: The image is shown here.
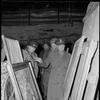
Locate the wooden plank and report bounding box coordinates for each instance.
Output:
[69,42,89,100]
[6,62,23,100]
[76,40,97,100]
[84,42,99,100]
[13,61,30,72]
[2,35,23,64]
[29,62,43,100]
[63,36,86,100]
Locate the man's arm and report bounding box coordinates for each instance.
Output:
[38,53,51,68]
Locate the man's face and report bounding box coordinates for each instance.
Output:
[57,44,65,51]
[51,43,57,50]
[27,45,36,53]
[44,44,49,50]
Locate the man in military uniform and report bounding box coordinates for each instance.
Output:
[42,38,71,100]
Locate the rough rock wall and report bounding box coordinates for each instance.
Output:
[2,22,83,45]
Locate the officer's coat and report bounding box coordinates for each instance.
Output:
[22,49,38,78]
[45,51,71,100]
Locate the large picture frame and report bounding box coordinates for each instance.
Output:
[6,61,43,100]
[2,35,42,100]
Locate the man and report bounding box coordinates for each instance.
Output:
[39,43,50,98]
[22,41,43,100]
[39,38,58,100]
[22,41,43,78]
[42,38,71,100]
[50,38,58,52]
[40,43,50,60]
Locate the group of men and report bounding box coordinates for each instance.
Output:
[1,37,71,100]
[22,38,71,100]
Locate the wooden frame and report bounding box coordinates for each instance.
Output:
[6,62,23,100]
[6,61,43,100]
[76,40,97,100]
[1,35,23,64]
[2,35,42,100]
[2,35,24,100]
[69,42,89,100]
[63,36,86,100]
[65,39,97,100]
[64,37,98,100]
[84,42,99,100]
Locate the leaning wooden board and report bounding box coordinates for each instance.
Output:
[83,42,99,100]
[2,35,24,100]
[63,36,98,100]
[2,35,43,100]
[6,62,23,100]
[13,61,43,100]
[29,62,43,100]
[2,35,23,64]
[69,41,89,100]
[63,36,86,100]
[76,40,97,100]
[69,40,97,100]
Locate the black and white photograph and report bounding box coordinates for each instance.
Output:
[1,1,99,100]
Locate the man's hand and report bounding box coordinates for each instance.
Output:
[34,57,43,63]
